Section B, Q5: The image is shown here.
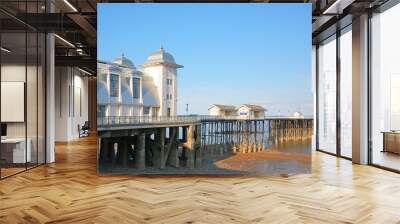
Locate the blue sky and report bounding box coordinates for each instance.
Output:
[98,4,312,116]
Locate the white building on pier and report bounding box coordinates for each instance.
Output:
[97,47,183,118]
[238,104,266,119]
[208,104,267,119]
[208,104,238,116]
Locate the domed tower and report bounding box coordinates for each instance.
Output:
[142,47,183,117]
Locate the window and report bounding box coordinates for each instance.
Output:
[133,78,140,99]
[143,107,150,115]
[339,27,352,158]
[317,35,337,154]
[167,79,172,85]
[100,73,107,83]
[370,3,400,171]
[110,74,119,97]
[97,105,106,117]
[121,76,131,103]
[152,108,158,117]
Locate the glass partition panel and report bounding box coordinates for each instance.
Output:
[1,30,27,177]
[339,27,352,158]
[317,35,337,154]
[27,30,38,169]
[0,1,46,179]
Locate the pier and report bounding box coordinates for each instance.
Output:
[97,116,313,171]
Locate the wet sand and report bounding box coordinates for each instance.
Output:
[215,150,311,176]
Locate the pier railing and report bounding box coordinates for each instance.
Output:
[97,115,199,127]
[97,115,313,127]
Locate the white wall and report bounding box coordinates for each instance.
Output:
[1,63,46,163]
[143,65,178,116]
[71,73,88,138]
[55,67,69,141]
[55,67,89,141]
[1,65,31,138]
[238,107,251,119]
[166,66,177,116]
[208,107,221,116]
[254,111,265,118]
[143,66,164,114]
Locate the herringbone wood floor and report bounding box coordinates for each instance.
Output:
[1,135,400,224]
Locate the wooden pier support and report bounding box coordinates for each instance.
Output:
[195,125,202,168]
[152,128,165,169]
[136,133,146,169]
[166,127,179,168]
[121,137,128,167]
[184,126,195,168]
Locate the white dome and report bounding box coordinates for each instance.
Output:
[113,54,135,68]
[146,47,176,63]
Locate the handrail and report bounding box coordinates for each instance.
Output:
[97,115,313,127]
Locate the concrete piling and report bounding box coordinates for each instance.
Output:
[136,133,146,169]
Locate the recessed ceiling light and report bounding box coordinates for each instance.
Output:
[323,0,355,15]
[54,34,75,48]
[1,47,11,53]
[63,0,78,12]
[78,67,93,76]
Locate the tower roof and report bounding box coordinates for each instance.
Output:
[142,47,183,68]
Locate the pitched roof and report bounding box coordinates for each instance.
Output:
[209,104,237,111]
[240,104,267,111]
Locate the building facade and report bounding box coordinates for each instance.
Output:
[208,104,266,119]
[208,104,238,116]
[238,104,266,119]
[97,47,183,118]
[293,111,304,118]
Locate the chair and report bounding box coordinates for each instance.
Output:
[79,121,90,138]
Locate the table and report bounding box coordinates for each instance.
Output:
[1,138,31,164]
[382,131,400,154]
